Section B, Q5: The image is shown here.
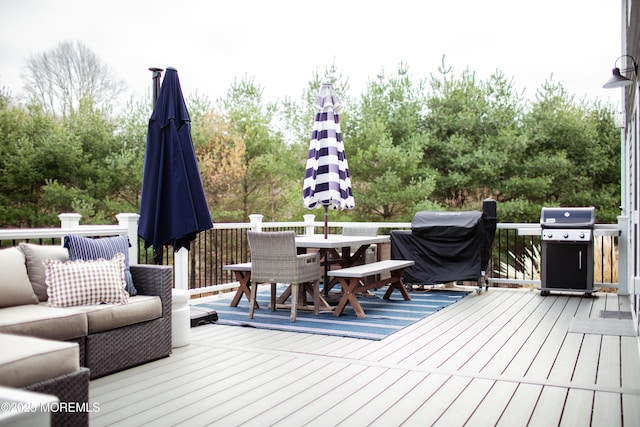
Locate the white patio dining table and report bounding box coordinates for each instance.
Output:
[294,234,390,296]
[225,234,391,310]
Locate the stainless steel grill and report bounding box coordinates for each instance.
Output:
[540,207,595,296]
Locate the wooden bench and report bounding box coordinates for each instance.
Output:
[223,262,257,309]
[327,259,415,318]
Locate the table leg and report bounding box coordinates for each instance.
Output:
[278,283,332,312]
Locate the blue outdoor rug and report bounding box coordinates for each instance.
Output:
[194,286,469,340]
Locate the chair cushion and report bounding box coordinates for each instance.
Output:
[0,304,88,340]
[0,247,39,308]
[45,254,129,307]
[72,295,162,333]
[0,334,79,388]
[64,234,137,296]
[19,243,69,302]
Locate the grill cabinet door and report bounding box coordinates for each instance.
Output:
[541,242,593,290]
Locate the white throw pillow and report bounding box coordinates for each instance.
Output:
[45,253,129,307]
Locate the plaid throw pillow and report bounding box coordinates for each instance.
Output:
[45,253,129,307]
[64,234,137,296]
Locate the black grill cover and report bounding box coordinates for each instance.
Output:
[392,202,497,284]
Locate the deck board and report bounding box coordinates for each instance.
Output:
[463,380,520,426]
[622,394,640,425]
[404,375,473,425]
[500,296,569,379]
[255,364,373,426]
[176,359,341,426]
[572,334,602,384]
[598,335,622,388]
[367,373,451,426]
[527,385,567,426]
[621,336,640,389]
[560,388,593,426]
[305,367,408,426]
[478,294,557,376]
[526,297,581,380]
[448,291,542,373]
[89,287,640,426]
[497,383,543,426]
[592,391,623,427]
[428,377,495,425]
[425,292,533,370]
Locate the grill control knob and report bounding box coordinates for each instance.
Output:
[545,232,552,239]
[579,232,585,239]
[563,232,569,238]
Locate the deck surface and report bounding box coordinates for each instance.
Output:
[89,287,640,426]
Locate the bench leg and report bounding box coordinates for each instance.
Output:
[334,277,367,318]
[383,268,411,300]
[276,286,292,304]
[230,270,259,308]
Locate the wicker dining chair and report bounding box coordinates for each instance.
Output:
[247,230,321,322]
[342,226,379,289]
[342,225,379,263]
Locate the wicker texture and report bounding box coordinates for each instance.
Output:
[25,367,90,427]
[247,231,321,321]
[342,226,379,237]
[248,231,319,283]
[84,264,172,379]
[342,226,379,262]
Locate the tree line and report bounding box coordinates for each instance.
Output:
[0,42,620,228]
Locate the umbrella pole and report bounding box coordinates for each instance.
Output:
[153,246,163,265]
[148,67,164,107]
[323,205,329,296]
[324,206,328,239]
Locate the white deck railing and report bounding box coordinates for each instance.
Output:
[0,213,626,296]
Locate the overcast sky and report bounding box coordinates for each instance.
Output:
[0,0,625,111]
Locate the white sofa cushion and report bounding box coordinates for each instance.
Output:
[0,334,79,388]
[73,295,162,333]
[0,304,88,340]
[0,247,39,308]
[19,243,69,302]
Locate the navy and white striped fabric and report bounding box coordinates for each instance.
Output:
[302,83,354,211]
[64,234,136,296]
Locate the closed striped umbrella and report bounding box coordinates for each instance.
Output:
[302,83,354,238]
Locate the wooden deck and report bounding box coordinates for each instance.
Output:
[89,287,640,426]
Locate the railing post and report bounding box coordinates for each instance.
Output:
[618,215,629,295]
[59,213,82,229]
[116,213,140,266]
[249,214,263,232]
[174,247,189,290]
[303,214,316,236]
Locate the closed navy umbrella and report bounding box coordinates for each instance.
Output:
[302,83,354,238]
[138,67,213,258]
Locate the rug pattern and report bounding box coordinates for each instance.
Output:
[194,286,469,340]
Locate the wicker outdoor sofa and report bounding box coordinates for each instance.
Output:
[83,263,173,378]
[0,240,173,426]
